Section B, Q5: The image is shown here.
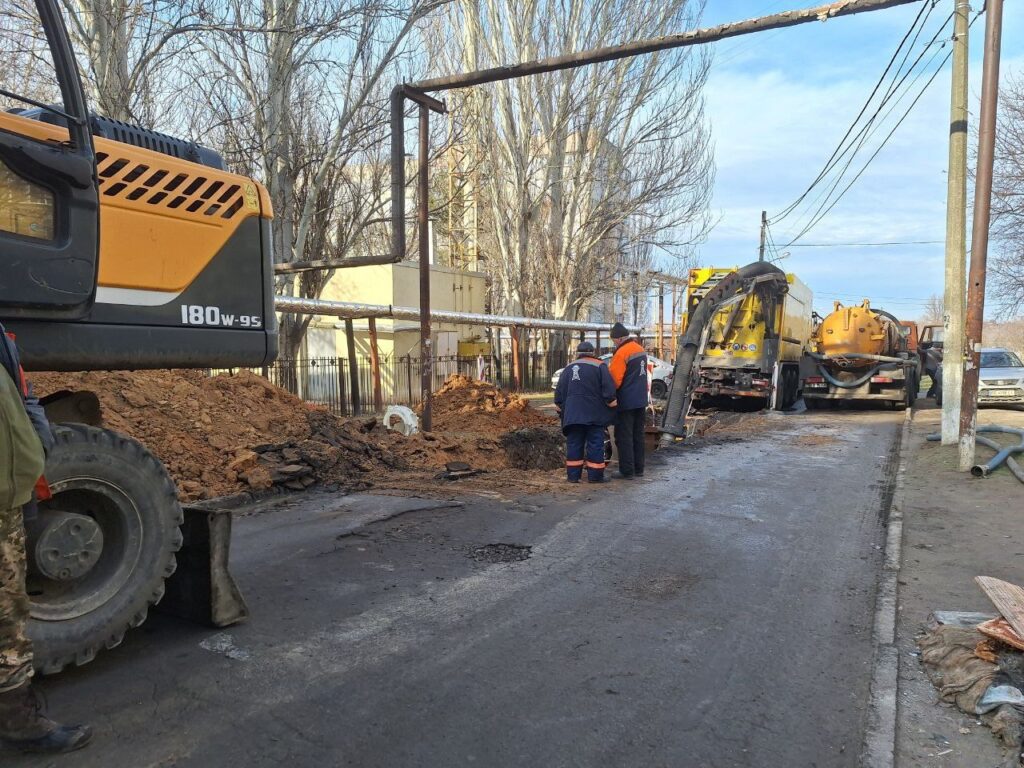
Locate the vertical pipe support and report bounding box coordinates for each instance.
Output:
[511,326,522,391]
[368,317,383,413]
[344,318,361,415]
[418,103,433,431]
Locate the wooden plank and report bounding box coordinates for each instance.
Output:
[975,576,1024,640]
[977,617,1024,652]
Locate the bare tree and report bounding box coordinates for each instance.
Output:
[2,0,205,124]
[426,0,713,330]
[921,293,944,325]
[991,72,1024,318]
[188,0,449,358]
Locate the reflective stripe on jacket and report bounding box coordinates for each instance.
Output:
[554,356,617,433]
[608,339,649,410]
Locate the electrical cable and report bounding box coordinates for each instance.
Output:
[781,14,954,241]
[779,9,983,247]
[770,7,978,250]
[770,1,937,224]
[787,240,943,247]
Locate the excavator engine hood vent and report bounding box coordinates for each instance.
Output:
[12,107,225,169]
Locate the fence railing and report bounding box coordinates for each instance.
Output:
[212,351,573,416]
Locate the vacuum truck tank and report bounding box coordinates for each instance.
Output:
[800,300,920,409]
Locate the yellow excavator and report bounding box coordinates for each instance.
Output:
[1,1,276,672]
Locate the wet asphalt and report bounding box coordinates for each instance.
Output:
[14,407,903,768]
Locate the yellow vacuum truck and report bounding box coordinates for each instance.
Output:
[800,300,919,409]
[682,267,813,410]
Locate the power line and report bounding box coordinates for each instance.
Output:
[779,35,956,247]
[787,240,944,247]
[770,1,936,224]
[780,14,954,242]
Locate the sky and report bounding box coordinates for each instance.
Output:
[683,0,1024,319]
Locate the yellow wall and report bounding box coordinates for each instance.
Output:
[310,263,489,360]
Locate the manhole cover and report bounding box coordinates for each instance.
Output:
[468,543,532,563]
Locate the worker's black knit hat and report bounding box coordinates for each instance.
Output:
[610,322,629,339]
[576,341,595,356]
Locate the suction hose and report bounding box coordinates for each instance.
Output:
[927,427,1024,483]
[660,262,788,444]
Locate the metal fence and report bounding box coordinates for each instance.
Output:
[214,351,573,416]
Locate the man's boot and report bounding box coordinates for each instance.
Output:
[0,682,92,753]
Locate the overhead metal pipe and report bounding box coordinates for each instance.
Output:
[410,0,921,92]
[275,296,642,334]
[388,0,923,278]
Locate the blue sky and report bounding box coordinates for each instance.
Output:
[687,0,1024,319]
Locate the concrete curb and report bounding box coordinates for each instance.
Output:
[862,407,913,768]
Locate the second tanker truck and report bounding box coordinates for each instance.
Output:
[800,300,920,409]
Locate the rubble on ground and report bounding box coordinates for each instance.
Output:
[32,370,564,503]
[917,579,1024,760]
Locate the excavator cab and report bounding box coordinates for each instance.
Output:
[1,1,265,675]
[0,0,98,320]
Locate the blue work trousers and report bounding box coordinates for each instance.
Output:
[565,424,607,482]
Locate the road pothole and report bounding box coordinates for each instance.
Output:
[469,543,532,563]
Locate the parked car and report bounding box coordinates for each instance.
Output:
[550,354,674,400]
[932,347,1024,407]
[977,348,1024,406]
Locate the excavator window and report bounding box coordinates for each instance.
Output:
[0,0,98,320]
[0,160,56,241]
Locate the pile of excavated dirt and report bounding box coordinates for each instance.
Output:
[425,375,556,433]
[31,370,569,503]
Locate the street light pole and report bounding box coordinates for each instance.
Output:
[958,0,1004,471]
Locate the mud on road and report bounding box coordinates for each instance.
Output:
[14,406,906,768]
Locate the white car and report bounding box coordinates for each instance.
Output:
[977,348,1024,406]
[550,354,675,400]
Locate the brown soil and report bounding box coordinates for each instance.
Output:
[31,370,569,503]
[425,374,556,433]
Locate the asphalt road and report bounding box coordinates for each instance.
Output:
[14,408,903,768]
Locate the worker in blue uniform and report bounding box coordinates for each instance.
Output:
[554,342,617,483]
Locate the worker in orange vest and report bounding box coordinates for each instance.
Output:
[608,322,648,479]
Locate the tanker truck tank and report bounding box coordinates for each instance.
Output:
[800,300,919,410]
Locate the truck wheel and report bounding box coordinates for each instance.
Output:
[26,424,183,674]
[651,380,667,400]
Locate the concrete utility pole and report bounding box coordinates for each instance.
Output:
[759,211,768,262]
[959,0,1004,471]
[940,0,970,445]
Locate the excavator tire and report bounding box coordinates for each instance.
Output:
[27,424,183,674]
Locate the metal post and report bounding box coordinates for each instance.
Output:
[368,317,383,413]
[344,319,360,415]
[511,326,521,391]
[336,356,348,416]
[941,0,970,445]
[959,0,1003,471]
[418,103,433,431]
[632,271,639,326]
[657,282,665,357]
[759,210,767,262]
[671,286,678,363]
